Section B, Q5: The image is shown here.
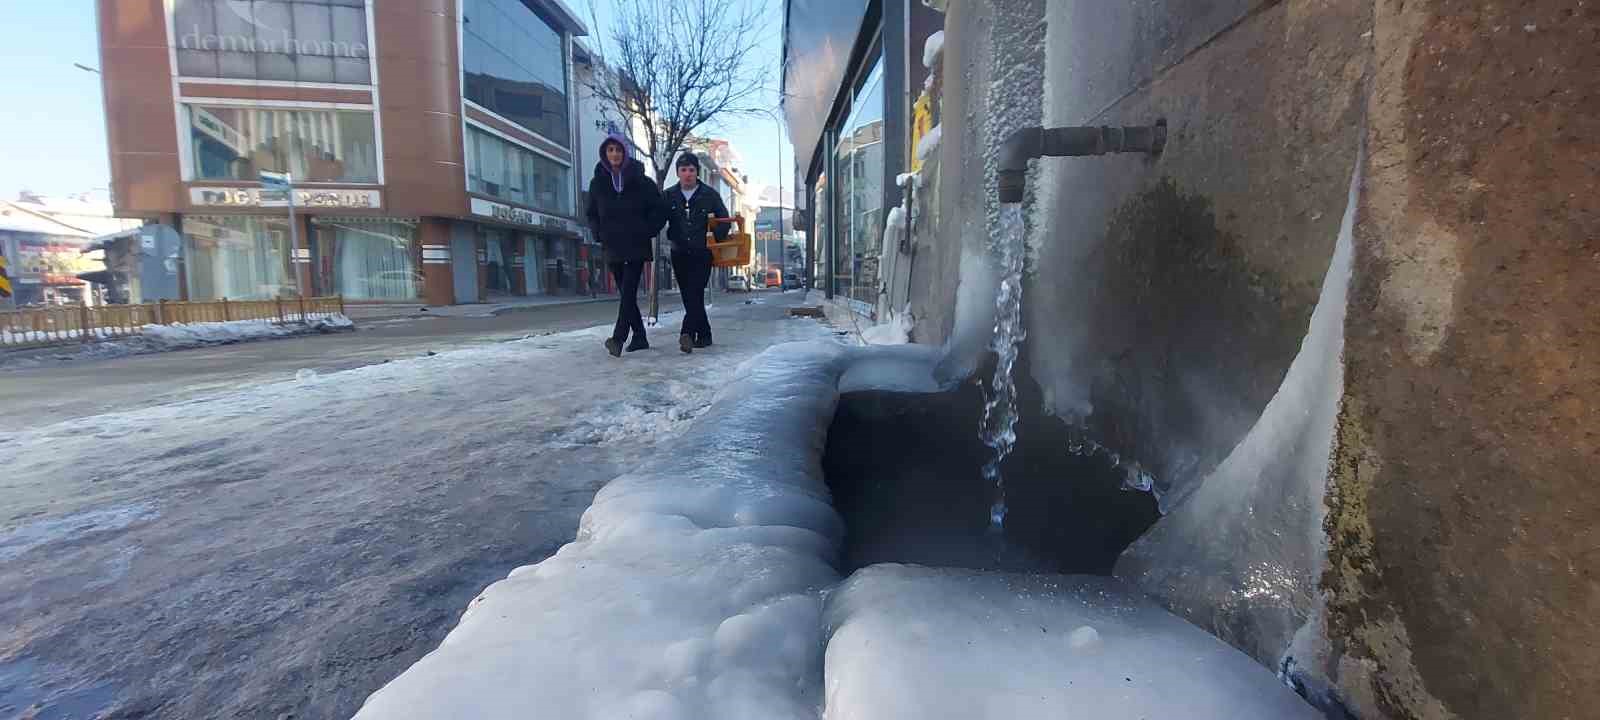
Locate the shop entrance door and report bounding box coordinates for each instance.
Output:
[451,225,477,304]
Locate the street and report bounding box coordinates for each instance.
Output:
[0,292,831,720]
[0,299,627,431]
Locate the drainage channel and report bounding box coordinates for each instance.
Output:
[823,379,1159,576]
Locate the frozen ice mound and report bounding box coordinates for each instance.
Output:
[352,340,852,720]
[354,340,1319,719]
[823,565,1322,720]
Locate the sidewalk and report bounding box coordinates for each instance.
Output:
[0,295,841,719]
[343,290,684,321]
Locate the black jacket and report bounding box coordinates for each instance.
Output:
[585,158,666,263]
[663,183,731,256]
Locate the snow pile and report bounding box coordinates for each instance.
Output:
[923,30,945,68]
[859,308,913,346]
[1,316,354,367]
[895,172,921,190]
[353,341,852,720]
[141,315,351,348]
[916,124,943,162]
[823,565,1321,719]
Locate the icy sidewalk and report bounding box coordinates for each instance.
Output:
[0,300,838,719]
[353,341,1318,720]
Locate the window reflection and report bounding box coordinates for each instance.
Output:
[832,57,885,315]
[186,105,379,183]
[467,126,574,216]
[462,0,570,146]
[173,0,371,85]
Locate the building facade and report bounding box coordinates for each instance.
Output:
[781,0,944,317]
[97,0,590,306]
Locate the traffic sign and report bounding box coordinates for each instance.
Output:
[0,252,12,298]
[259,170,291,190]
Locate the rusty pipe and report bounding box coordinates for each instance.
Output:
[996,123,1166,203]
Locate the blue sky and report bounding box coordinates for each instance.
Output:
[0,0,791,204]
[0,3,110,200]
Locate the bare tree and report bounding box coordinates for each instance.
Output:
[582,0,771,320]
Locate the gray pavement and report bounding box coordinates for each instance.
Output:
[0,295,709,431]
[0,290,824,720]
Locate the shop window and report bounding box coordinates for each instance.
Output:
[182,215,297,300]
[186,105,379,183]
[313,219,419,301]
[832,56,885,315]
[466,125,573,216]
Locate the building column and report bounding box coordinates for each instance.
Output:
[419,217,454,306]
[294,215,314,296]
[475,233,488,302]
[511,236,528,295]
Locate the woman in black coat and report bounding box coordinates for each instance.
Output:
[586,134,666,356]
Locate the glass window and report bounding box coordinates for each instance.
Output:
[465,125,573,216]
[832,56,885,314]
[182,215,297,300]
[313,219,420,301]
[462,0,569,146]
[172,0,372,85]
[186,105,378,183]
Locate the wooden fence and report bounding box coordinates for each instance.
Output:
[0,296,345,350]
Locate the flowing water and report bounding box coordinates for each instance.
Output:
[979,203,1027,529]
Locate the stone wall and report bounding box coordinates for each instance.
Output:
[903,1,1599,717]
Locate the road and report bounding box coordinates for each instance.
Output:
[0,292,828,719]
[0,299,625,431]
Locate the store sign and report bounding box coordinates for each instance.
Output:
[191,187,382,210]
[470,197,577,235]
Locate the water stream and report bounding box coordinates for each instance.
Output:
[979,203,1027,529]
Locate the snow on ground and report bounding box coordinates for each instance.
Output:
[823,566,1320,719]
[859,308,913,346]
[356,340,1320,719]
[0,315,353,367]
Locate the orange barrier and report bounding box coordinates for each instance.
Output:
[0,295,345,350]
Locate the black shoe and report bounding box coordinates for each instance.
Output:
[604,337,623,357]
[693,333,712,349]
[626,337,650,352]
[679,334,694,354]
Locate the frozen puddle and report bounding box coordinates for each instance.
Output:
[354,343,1316,719]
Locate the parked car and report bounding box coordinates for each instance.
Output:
[782,275,802,290]
[727,275,751,292]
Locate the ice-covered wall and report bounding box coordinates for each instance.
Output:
[901,1,1600,718]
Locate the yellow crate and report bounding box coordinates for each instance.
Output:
[706,215,752,269]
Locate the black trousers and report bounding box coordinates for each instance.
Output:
[609,260,647,343]
[671,250,713,341]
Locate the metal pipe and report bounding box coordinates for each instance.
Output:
[996,122,1166,203]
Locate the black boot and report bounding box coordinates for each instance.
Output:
[626,335,650,352]
[693,332,712,349]
[604,337,623,357]
[679,334,694,354]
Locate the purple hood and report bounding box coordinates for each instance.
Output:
[599,133,633,193]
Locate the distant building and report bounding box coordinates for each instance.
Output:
[97,0,591,306]
[0,194,141,307]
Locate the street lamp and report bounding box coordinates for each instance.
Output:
[73,63,101,74]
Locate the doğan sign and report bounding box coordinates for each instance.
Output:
[470,197,577,235]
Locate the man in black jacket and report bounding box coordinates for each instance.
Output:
[663,152,731,353]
